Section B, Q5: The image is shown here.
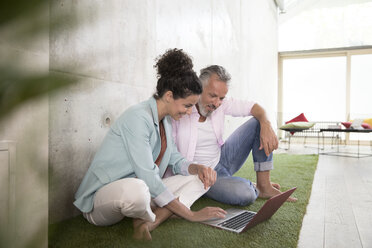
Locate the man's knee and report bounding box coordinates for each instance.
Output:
[237,117,260,137]
[207,178,258,206]
[250,117,261,132]
[230,182,258,206]
[250,117,259,125]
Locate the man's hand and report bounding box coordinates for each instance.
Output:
[259,121,279,156]
[188,164,217,189]
[250,103,279,156]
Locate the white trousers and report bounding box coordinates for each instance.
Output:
[84,175,207,226]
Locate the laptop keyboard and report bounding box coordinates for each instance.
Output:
[218,211,256,230]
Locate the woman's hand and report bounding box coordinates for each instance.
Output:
[194,164,217,189]
[166,198,226,222]
[188,207,227,222]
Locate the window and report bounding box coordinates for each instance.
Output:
[350,53,372,141]
[282,56,346,122]
[279,49,372,144]
[350,54,372,120]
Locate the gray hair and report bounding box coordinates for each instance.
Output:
[199,65,231,87]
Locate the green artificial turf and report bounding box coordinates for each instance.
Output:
[49,154,318,248]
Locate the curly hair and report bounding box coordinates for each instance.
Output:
[153,48,202,99]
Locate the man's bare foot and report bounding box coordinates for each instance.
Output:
[257,185,297,202]
[253,182,281,190]
[133,219,152,241]
[271,182,280,190]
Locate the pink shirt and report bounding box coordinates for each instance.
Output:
[172,97,256,161]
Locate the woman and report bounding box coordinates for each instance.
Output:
[74,49,226,240]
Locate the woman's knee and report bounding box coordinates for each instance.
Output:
[89,178,154,225]
[120,178,151,208]
[178,175,208,208]
[117,179,155,221]
[99,178,151,214]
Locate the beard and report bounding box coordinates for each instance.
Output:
[198,100,214,117]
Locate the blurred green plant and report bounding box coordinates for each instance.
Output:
[0,70,76,118]
[0,0,77,119]
[0,1,79,248]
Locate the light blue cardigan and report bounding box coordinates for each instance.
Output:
[74,97,191,213]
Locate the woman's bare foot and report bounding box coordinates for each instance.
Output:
[133,219,152,241]
[169,214,181,219]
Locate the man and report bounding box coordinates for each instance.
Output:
[172,65,296,206]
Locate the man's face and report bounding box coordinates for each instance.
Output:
[198,74,228,117]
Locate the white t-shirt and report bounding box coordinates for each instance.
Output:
[193,118,221,169]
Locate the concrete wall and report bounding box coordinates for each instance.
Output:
[49,0,279,222]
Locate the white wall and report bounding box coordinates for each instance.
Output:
[47,0,279,222]
[225,0,279,137]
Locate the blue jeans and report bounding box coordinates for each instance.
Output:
[204,117,273,206]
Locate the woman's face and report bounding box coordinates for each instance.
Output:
[169,94,199,120]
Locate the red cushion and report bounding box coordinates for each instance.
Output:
[342,121,372,129]
[285,113,309,124]
[341,122,352,128]
[285,113,309,135]
[362,123,372,129]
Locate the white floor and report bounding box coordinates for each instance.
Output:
[277,144,372,248]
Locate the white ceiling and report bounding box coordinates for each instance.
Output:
[280,0,372,23]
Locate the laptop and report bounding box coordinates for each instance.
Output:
[201,187,296,233]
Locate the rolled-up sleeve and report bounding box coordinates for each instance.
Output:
[168,136,192,176]
[121,113,175,207]
[153,189,175,207]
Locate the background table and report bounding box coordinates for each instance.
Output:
[318,128,372,158]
